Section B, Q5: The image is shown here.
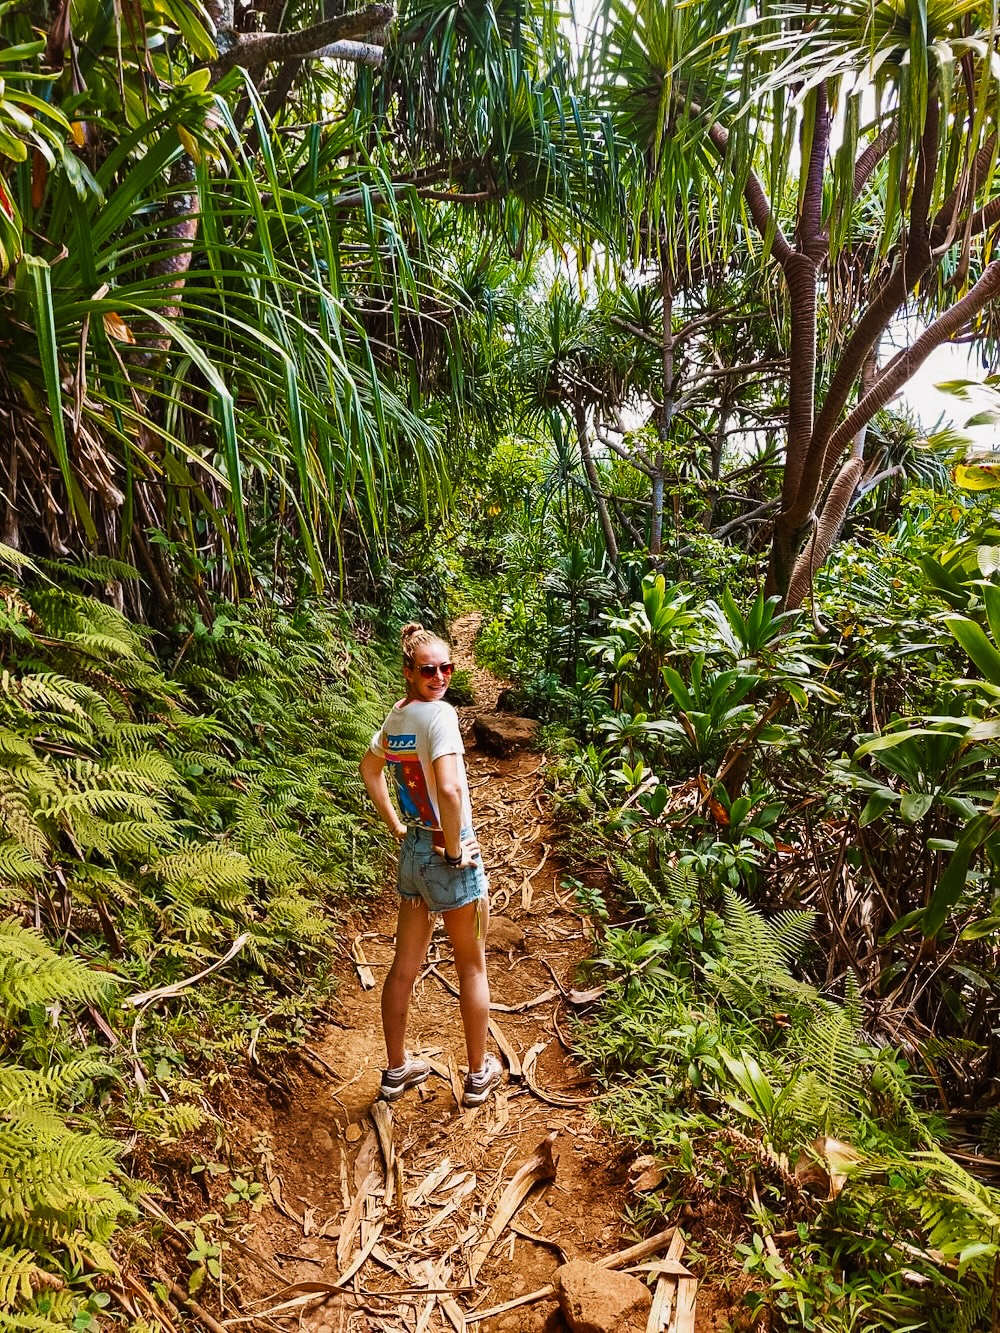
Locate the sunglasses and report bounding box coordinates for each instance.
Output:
[415,662,454,679]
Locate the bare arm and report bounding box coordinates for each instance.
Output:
[432,753,479,867]
[359,749,407,840]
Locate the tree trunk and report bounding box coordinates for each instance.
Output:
[651,262,674,557]
[784,456,865,611]
[574,400,622,589]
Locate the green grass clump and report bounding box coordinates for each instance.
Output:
[445,668,476,706]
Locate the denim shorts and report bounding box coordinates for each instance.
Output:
[398,826,487,914]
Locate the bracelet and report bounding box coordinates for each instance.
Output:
[444,850,463,866]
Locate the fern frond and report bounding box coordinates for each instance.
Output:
[28,591,149,662]
[0,1247,48,1308]
[16,678,89,724]
[0,1313,79,1333]
[151,845,252,892]
[68,814,177,858]
[0,846,43,883]
[0,1059,115,1113]
[36,555,142,585]
[711,892,818,1012]
[0,920,116,1017]
[786,995,866,1137]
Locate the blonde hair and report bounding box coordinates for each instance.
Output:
[400,622,449,668]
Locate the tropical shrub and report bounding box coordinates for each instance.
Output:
[580,855,1000,1331]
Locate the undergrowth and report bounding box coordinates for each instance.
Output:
[0,569,396,1331]
[577,848,999,1332]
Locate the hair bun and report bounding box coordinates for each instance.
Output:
[399,622,447,668]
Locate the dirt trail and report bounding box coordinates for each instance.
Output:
[233,617,665,1331]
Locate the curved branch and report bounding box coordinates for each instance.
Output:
[785,456,864,611]
[313,39,385,62]
[707,121,793,263]
[216,4,392,71]
[711,498,780,541]
[930,133,997,250]
[854,124,897,199]
[825,259,1000,460]
[810,98,940,459]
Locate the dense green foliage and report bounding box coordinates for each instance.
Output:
[5,0,1000,1326]
[0,557,397,1329]
[476,470,1000,1327]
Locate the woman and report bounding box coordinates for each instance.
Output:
[359,622,501,1107]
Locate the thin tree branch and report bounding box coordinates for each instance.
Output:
[313,39,385,63]
[603,437,654,477]
[609,314,661,349]
[712,498,780,540]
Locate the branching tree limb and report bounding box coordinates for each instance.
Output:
[215,3,393,71]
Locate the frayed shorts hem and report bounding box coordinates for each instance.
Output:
[397,826,487,914]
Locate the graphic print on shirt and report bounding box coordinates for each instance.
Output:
[384,733,437,826]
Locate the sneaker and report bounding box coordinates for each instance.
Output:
[462,1053,503,1108]
[379,1055,431,1102]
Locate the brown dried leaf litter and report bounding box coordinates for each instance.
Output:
[239,1113,694,1332]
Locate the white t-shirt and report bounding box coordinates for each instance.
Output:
[370,699,473,831]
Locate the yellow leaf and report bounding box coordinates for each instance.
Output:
[177,125,201,163]
[103,311,135,344]
[953,462,1000,492]
[69,121,86,147]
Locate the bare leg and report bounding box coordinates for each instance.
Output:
[441,895,490,1072]
[381,898,434,1068]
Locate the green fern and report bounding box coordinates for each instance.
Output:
[612,854,700,921]
[36,555,142,585]
[784,977,866,1136]
[950,1281,992,1333]
[708,891,818,1013]
[0,846,43,884]
[151,844,253,893]
[0,1249,48,1307]
[0,921,114,1018]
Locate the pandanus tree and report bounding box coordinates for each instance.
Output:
[512,279,665,588]
[0,0,612,620]
[0,0,443,618]
[596,0,1000,607]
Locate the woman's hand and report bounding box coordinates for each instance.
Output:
[436,836,481,868]
[392,822,407,841]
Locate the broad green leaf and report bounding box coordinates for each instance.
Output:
[958,916,1000,940]
[945,615,1000,685]
[860,791,896,826]
[900,792,934,823]
[923,812,996,938]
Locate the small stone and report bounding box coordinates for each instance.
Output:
[555,1259,652,1333]
[487,918,526,953]
[312,1128,334,1154]
[344,1122,362,1142]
